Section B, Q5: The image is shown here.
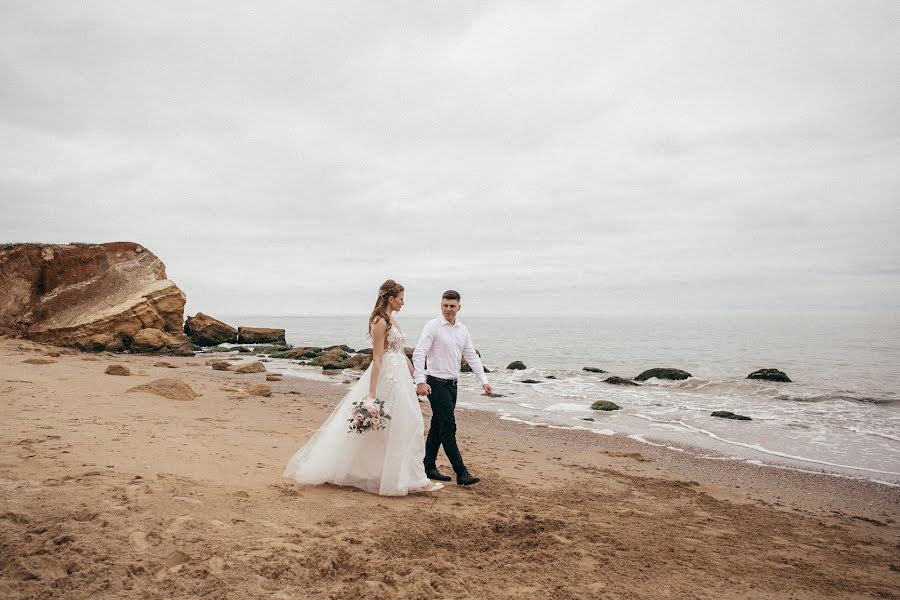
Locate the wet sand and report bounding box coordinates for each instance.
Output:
[1,338,898,599]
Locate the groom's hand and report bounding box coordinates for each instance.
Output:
[482,384,493,395]
[416,383,431,396]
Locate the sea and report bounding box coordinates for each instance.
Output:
[221,312,900,486]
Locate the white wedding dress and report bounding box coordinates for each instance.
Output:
[282,323,431,496]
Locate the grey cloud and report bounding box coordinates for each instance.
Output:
[1,1,898,316]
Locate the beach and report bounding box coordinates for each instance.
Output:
[1,337,898,599]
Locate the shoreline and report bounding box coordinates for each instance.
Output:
[232,354,900,488]
[2,338,898,598]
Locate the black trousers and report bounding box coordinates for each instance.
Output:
[423,376,466,474]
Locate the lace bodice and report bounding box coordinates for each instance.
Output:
[369,321,406,354]
[385,324,405,354]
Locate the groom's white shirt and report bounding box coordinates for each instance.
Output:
[413,316,488,386]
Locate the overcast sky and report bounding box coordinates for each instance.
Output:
[2,1,898,316]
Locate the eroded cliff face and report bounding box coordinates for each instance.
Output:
[0,242,191,353]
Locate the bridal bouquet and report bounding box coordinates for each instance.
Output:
[347,396,391,434]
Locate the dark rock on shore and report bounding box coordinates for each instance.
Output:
[461,349,490,373]
[591,400,621,411]
[747,369,791,383]
[518,379,541,384]
[583,367,606,373]
[711,411,752,421]
[324,344,356,353]
[184,313,237,346]
[237,327,285,344]
[635,368,692,381]
[507,361,526,370]
[604,376,639,386]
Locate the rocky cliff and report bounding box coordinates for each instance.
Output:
[0,242,191,353]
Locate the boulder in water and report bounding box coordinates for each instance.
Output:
[711,411,752,421]
[583,367,606,373]
[507,361,526,370]
[634,368,692,381]
[747,369,791,383]
[591,400,621,411]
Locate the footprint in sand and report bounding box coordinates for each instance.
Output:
[130,531,150,552]
[164,514,193,534]
[172,496,203,505]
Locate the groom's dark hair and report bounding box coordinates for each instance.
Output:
[442,290,461,301]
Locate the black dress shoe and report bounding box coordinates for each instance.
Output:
[425,467,452,481]
[456,470,480,486]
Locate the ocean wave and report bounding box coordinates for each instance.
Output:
[774,392,898,405]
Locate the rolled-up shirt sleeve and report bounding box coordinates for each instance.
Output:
[412,322,434,384]
[461,330,488,386]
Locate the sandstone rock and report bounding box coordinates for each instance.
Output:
[90,333,123,352]
[0,242,187,353]
[183,313,238,346]
[747,369,791,383]
[81,357,101,362]
[237,327,285,344]
[127,378,198,401]
[507,361,526,370]
[235,361,266,374]
[591,400,621,411]
[210,360,231,371]
[634,368,692,381]
[604,376,639,386]
[131,328,168,352]
[265,374,282,381]
[23,357,57,365]
[105,364,131,376]
[247,384,271,397]
[154,361,178,368]
[43,350,61,357]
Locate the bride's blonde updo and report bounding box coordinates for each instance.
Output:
[368,279,404,338]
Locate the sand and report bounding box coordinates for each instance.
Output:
[1,338,898,599]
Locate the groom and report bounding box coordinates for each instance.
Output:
[413,290,492,486]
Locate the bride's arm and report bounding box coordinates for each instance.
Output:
[368,319,387,399]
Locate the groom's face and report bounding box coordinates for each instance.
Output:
[441,299,460,322]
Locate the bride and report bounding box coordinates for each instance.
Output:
[283,279,444,495]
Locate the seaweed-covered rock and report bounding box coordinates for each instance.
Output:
[711,411,752,421]
[583,367,606,373]
[507,361,526,370]
[324,344,356,353]
[591,400,621,411]
[518,379,541,384]
[747,369,791,383]
[634,368,692,381]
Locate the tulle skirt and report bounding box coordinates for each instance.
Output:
[282,351,430,496]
